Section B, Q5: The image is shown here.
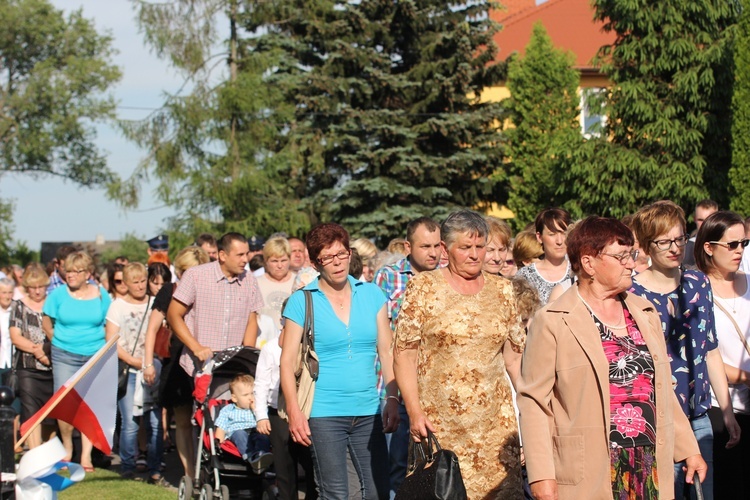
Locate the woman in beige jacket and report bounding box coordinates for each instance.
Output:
[517,216,705,500]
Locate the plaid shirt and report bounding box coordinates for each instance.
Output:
[373,258,415,331]
[176,261,263,375]
[47,270,65,294]
[214,403,257,435]
[373,258,415,400]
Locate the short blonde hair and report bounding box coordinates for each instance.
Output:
[123,262,147,283]
[387,238,407,256]
[486,216,512,248]
[22,262,50,288]
[263,237,291,260]
[350,238,378,267]
[511,276,541,321]
[632,200,686,257]
[173,246,210,276]
[513,231,543,267]
[229,373,254,394]
[65,251,94,274]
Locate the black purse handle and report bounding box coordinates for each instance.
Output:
[407,429,443,473]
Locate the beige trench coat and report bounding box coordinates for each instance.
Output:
[517,287,700,500]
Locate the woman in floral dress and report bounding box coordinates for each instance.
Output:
[394,209,525,498]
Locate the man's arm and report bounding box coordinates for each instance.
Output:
[167,299,212,362]
[242,311,258,347]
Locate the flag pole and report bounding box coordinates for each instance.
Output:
[15,334,120,450]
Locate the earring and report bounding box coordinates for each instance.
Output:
[589,275,595,283]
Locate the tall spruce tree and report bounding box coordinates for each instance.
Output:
[504,22,581,231]
[730,0,750,216]
[560,0,738,219]
[261,0,505,244]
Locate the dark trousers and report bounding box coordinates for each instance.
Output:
[269,408,317,500]
[708,407,750,500]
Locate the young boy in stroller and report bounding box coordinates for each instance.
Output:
[214,374,273,473]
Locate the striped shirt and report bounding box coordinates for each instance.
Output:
[175,261,263,375]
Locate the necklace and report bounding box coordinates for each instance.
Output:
[577,290,627,330]
[70,284,88,300]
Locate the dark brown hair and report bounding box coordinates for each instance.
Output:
[694,211,745,273]
[534,207,571,235]
[567,216,634,275]
[306,223,350,263]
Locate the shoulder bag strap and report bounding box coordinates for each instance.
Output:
[714,300,750,358]
[130,297,151,357]
[303,290,314,349]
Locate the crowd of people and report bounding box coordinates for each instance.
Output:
[1,198,750,499]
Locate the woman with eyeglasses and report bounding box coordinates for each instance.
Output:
[107,262,128,300]
[629,201,738,499]
[42,251,112,472]
[518,216,705,500]
[280,223,399,499]
[695,210,750,499]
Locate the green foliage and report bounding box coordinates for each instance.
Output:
[503,22,582,231]
[561,0,738,220]
[119,0,309,239]
[100,233,149,264]
[262,0,506,244]
[0,0,121,185]
[0,200,38,266]
[730,0,750,216]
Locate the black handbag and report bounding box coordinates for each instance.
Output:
[395,430,467,500]
[117,299,150,400]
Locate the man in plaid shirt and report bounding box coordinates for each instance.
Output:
[168,232,264,377]
[373,216,441,496]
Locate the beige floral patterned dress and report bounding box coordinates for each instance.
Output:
[395,270,525,499]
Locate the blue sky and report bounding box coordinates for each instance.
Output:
[1,1,183,250]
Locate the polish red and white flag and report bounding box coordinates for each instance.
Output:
[19,336,119,454]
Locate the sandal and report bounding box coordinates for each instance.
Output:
[82,465,95,473]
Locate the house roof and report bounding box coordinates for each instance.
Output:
[492,0,616,70]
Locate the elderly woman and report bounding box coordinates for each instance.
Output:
[257,236,296,332]
[9,263,52,449]
[483,216,512,275]
[630,201,739,499]
[106,262,163,483]
[280,223,399,500]
[695,211,750,499]
[518,216,705,500]
[393,209,525,498]
[143,246,210,479]
[516,208,572,304]
[43,251,112,471]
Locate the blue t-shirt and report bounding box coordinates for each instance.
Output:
[282,276,386,418]
[629,269,717,418]
[43,285,111,356]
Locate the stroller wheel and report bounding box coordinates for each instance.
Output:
[199,483,214,500]
[179,475,194,500]
[220,484,230,500]
[262,484,279,500]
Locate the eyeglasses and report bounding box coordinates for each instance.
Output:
[504,259,515,265]
[600,250,639,265]
[317,250,351,266]
[26,285,46,290]
[649,235,688,251]
[113,279,123,284]
[66,269,88,275]
[709,239,750,250]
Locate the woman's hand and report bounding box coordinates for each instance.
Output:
[288,407,312,447]
[724,411,741,449]
[530,479,558,500]
[143,364,157,385]
[382,398,400,433]
[683,454,708,485]
[408,408,435,443]
[256,419,272,435]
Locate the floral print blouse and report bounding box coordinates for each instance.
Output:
[629,270,717,418]
[588,305,657,448]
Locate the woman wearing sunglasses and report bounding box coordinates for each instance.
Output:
[630,201,739,499]
[696,211,750,499]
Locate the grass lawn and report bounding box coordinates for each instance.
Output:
[58,468,175,500]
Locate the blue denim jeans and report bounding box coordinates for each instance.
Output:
[308,415,389,500]
[386,404,409,499]
[229,429,270,460]
[51,345,92,392]
[118,371,163,476]
[674,413,713,500]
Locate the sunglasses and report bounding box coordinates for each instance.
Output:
[709,239,750,250]
[113,279,124,284]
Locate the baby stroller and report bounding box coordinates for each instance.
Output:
[179,346,276,500]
